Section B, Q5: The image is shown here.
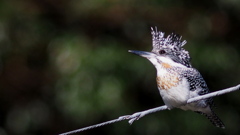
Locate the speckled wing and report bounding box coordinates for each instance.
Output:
[182,68,214,107]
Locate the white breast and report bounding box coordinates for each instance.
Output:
[159,78,190,109]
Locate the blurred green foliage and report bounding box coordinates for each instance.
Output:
[0,0,240,135]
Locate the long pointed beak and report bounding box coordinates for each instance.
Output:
[128,50,156,58]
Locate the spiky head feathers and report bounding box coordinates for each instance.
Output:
[151,27,192,68]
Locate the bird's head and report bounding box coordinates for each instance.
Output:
[129,27,192,68]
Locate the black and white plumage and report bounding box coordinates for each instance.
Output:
[129,27,225,128]
[151,27,191,68]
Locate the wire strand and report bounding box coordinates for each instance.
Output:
[59,117,127,135]
[59,84,240,135]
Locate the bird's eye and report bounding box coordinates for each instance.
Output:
[159,50,166,54]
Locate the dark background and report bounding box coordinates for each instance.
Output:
[0,0,240,135]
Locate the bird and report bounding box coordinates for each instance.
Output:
[128,27,225,128]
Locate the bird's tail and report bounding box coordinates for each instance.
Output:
[203,111,225,129]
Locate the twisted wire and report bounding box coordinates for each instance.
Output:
[59,84,240,135]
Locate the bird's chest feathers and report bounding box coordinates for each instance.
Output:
[156,73,179,90]
[156,63,190,108]
[156,63,180,90]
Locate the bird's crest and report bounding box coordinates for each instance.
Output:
[151,27,191,67]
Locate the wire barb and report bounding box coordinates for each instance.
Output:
[59,84,240,135]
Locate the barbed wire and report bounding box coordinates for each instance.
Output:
[59,84,240,135]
